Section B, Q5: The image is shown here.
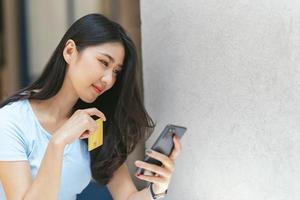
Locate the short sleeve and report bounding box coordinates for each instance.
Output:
[0,120,28,161]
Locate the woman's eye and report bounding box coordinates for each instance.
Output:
[114,70,121,75]
[99,60,109,67]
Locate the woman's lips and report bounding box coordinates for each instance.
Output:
[92,85,103,94]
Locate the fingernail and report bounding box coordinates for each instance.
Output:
[146,149,152,154]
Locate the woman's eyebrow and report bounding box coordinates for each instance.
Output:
[98,52,123,67]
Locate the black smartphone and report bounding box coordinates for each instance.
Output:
[136,124,187,175]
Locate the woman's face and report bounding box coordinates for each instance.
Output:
[65,41,125,103]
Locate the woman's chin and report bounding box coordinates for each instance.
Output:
[79,95,97,103]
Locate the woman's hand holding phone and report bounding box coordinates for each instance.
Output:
[134,134,182,194]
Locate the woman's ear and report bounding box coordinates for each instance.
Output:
[63,39,77,64]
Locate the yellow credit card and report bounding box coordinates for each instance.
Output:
[88,119,103,151]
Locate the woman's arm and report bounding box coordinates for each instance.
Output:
[107,135,182,200]
[0,139,65,200]
[107,163,154,200]
[0,108,106,200]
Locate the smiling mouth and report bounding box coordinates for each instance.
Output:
[92,85,103,94]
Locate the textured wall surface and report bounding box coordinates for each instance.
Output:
[141,1,300,199]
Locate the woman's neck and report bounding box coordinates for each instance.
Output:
[30,76,79,122]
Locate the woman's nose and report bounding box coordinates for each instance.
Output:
[101,70,114,85]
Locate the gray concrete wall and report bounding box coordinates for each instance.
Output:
[141,1,300,199]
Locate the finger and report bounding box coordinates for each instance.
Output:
[135,160,171,178]
[89,117,99,131]
[135,173,166,184]
[80,117,98,138]
[84,108,106,121]
[79,131,89,139]
[79,135,89,139]
[146,150,175,172]
[169,135,182,161]
[79,132,95,139]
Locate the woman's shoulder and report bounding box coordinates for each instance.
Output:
[0,99,30,126]
[0,100,32,161]
[0,99,39,151]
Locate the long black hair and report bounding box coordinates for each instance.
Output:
[0,13,155,185]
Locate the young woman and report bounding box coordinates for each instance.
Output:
[0,14,181,200]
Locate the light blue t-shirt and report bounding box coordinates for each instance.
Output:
[0,99,92,200]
